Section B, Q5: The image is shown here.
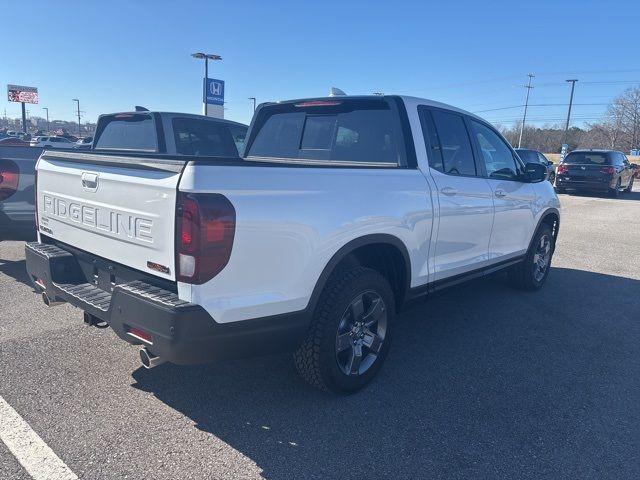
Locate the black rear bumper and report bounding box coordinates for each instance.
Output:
[555,176,613,192]
[25,241,308,365]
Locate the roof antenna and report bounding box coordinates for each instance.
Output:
[328,87,346,97]
[134,106,150,112]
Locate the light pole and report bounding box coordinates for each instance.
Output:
[42,107,49,133]
[248,97,256,113]
[517,73,535,148]
[191,52,222,116]
[72,99,81,137]
[563,79,578,144]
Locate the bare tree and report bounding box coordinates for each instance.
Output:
[606,86,640,151]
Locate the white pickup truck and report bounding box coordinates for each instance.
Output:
[25,95,559,393]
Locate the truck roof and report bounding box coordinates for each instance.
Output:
[97,111,248,128]
[268,95,487,123]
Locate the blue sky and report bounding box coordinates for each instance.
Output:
[2,0,639,128]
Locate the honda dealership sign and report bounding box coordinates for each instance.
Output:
[205,78,224,106]
[203,78,224,118]
[7,84,38,104]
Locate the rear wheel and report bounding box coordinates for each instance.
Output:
[294,266,394,394]
[508,224,554,291]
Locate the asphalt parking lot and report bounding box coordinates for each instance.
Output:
[1,187,639,480]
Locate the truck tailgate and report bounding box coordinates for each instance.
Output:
[36,151,184,281]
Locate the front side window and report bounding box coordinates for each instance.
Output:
[537,152,550,165]
[429,110,476,176]
[246,99,405,165]
[470,120,521,180]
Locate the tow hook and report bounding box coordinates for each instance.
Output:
[83,311,109,329]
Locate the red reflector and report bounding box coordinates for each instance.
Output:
[294,100,342,107]
[127,327,152,343]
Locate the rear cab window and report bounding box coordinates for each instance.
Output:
[172,117,247,157]
[245,98,408,166]
[94,113,158,151]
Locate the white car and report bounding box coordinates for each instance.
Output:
[26,95,560,393]
[30,136,76,149]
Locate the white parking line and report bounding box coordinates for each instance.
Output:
[0,395,78,480]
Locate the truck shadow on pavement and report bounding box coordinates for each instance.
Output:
[131,267,640,480]
[0,258,32,289]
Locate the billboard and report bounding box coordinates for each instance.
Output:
[205,78,224,106]
[7,84,38,104]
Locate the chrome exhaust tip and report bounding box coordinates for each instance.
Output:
[139,347,165,369]
[42,292,63,307]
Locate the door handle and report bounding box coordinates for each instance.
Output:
[440,187,458,196]
[494,189,506,198]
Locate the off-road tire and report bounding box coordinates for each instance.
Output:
[293,266,395,394]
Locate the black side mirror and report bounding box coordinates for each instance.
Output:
[524,162,547,183]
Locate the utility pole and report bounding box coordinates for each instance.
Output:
[517,73,535,148]
[42,107,49,133]
[72,99,81,137]
[563,79,578,144]
[248,97,256,113]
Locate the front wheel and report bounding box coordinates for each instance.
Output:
[508,224,555,291]
[294,266,394,394]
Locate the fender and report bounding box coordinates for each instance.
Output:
[527,207,560,254]
[305,234,412,314]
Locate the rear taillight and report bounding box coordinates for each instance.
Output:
[557,165,568,174]
[600,166,615,174]
[176,192,236,284]
[0,159,19,201]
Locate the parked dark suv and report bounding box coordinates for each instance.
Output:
[515,148,556,183]
[555,149,635,197]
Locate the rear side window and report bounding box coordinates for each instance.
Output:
[173,117,245,157]
[94,114,157,151]
[563,152,610,165]
[428,110,476,176]
[246,99,406,165]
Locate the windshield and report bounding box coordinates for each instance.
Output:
[563,152,610,165]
